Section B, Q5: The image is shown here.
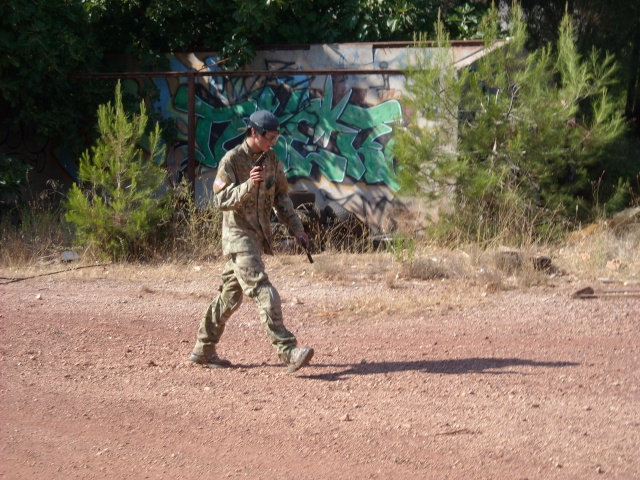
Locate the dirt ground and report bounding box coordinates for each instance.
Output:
[1,253,638,479]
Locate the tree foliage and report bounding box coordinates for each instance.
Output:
[65,82,171,259]
[82,0,453,68]
[0,155,32,207]
[3,0,637,235]
[394,4,628,246]
[0,0,489,156]
[445,2,488,40]
[0,0,110,151]
[518,0,640,134]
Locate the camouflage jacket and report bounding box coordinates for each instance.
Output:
[213,140,303,255]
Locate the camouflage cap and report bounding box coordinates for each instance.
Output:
[247,110,280,135]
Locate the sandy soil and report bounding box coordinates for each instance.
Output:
[1,254,638,479]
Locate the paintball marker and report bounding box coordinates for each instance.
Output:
[297,235,314,264]
[255,151,268,168]
[254,152,268,186]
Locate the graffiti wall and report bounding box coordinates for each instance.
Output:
[1,41,488,233]
[147,46,402,232]
[151,42,488,232]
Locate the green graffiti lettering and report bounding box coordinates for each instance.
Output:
[284,145,313,177]
[342,101,402,129]
[311,77,353,147]
[335,132,366,180]
[306,149,347,182]
[170,76,403,188]
[175,85,255,167]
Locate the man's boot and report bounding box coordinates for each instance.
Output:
[287,346,314,373]
[189,352,232,368]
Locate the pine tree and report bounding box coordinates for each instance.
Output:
[65,81,171,259]
[394,3,627,246]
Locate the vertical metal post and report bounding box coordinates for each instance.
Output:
[187,72,196,196]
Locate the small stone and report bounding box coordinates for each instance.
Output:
[60,251,80,262]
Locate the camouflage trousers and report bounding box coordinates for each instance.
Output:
[192,252,297,363]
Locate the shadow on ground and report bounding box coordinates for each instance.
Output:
[297,357,580,381]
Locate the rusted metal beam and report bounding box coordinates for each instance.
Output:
[70,68,407,79]
[254,40,485,50]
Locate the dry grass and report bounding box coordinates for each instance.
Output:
[3,225,637,325]
[293,250,486,320]
[3,193,636,331]
[0,180,225,269]
[556,224,640,283]
[277,219,639,320]
[308,252,396,280]
[0,184,72,268]
[164,182,223,262]
[3,190,639,297]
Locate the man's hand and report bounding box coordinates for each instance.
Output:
[249,165,265,188]
[294,231,310,246]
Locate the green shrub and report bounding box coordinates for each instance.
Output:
[65,81,171,260]
[394,4,627,247]
[388,233,416,263]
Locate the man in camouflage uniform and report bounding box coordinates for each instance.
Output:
[189,110,314,373]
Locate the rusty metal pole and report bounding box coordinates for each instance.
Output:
[187,72,196,196]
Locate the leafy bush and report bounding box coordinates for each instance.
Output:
[65,82,171,260]
[0,0,108,152]
[394,4,628,247]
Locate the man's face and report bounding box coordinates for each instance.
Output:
[255,129,280,150]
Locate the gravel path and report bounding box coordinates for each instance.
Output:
[1,256,638,479]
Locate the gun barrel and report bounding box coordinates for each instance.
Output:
[255,152,268,167]
[298,235,314,264]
